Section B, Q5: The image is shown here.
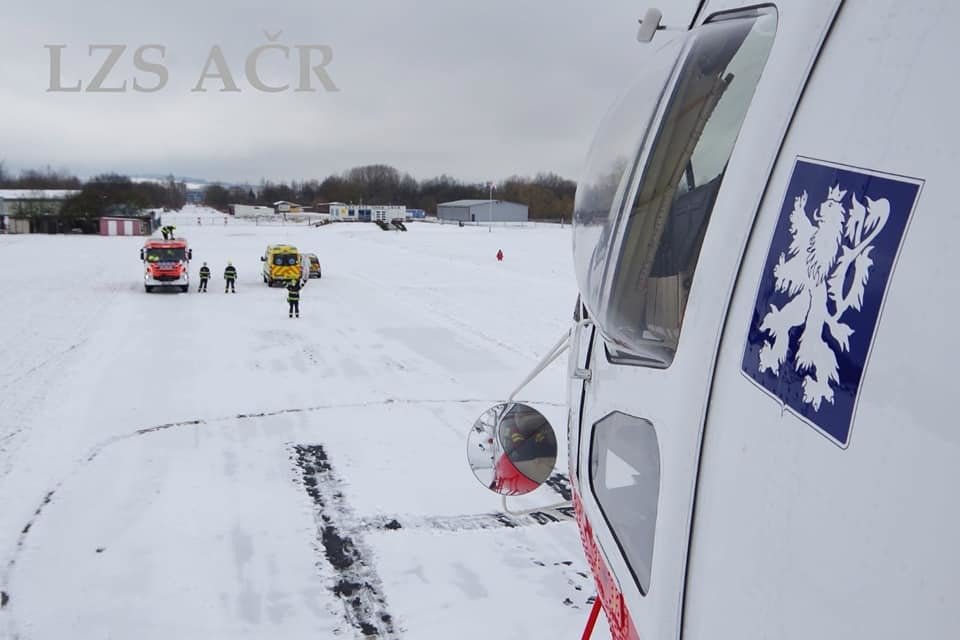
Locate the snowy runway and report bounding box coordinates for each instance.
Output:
[0,209,608,639]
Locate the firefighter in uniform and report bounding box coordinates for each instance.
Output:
[161,225,176,240]
[286,278,302,318]
[198,262,210,292]
[224,261,237,293]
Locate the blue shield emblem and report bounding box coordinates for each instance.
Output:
[742,158,923,447]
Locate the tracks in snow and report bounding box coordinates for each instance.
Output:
[1,397,571,637]
[293,444,398,638]
[290,449,575,638]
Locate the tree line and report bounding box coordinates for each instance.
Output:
[60,174,187,217]
[0,163,82,190]
[2,161,579,221]
[0,163,186,218]
[202,164,577,220]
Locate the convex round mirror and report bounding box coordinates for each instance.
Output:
[467,402,558,496]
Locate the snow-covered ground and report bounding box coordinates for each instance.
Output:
[0,206,609,639]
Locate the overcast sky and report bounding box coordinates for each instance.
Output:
[0,0,699,185]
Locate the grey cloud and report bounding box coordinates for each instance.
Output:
[0,0,701,184]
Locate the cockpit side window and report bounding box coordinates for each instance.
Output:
[604,8,777,367]
[589,412,660,595]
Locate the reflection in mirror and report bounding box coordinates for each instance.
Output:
[467,403,558,496]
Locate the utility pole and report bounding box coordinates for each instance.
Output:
[488,181,494,233]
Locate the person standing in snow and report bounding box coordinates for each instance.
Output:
[198,262,210,292]
[286,278,302,318]
[224,262,237,293]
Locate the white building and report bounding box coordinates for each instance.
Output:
[1,189,81,233]
[230,204,276,218]
[328,203,406,223]
[0,189,80,217]
[273,201,303,214]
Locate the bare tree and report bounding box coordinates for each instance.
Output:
[203,184,230,210]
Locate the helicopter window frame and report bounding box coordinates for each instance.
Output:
[598,6,779,368]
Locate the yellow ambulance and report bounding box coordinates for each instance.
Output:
[261,244,302,286]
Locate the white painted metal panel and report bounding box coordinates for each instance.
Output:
[685,2,960,638]
[572,2,842,638]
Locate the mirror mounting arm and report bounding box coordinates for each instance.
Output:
[506,328,572,403]
[569,318,594,376]
[494,325,587,513]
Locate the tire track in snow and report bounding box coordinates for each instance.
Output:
[0,397,565,612]
[545,472,573,501]
[289,449,575,637]
[360,504,577,533]
[0,273,123,485]
[293,444,398,639]
[358,473,575,533]
[0,339,89,394]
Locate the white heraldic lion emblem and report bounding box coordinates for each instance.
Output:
[757,184,890,410]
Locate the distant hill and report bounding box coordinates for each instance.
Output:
[129,175,234,191]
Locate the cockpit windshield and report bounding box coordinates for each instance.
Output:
[146,248,186,262]
[574,8,777,366]
[572,36,686,320]
[273,254,299,266]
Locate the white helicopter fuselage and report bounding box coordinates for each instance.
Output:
[567,1,959,638]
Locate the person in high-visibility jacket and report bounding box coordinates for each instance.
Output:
[224,262,237,293]
[198,262,210,292]
[286,278,302,318]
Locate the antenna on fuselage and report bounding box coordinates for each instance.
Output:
[637,8,664,43]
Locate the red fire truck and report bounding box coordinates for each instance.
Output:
[140,237,192,293]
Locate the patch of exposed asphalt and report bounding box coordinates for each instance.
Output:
[2,397,571,635]
[4,396,556,578]
[358,501,576,534]
[292,444,397,638]
[545,473,573,501]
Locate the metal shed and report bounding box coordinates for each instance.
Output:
[437,199,528,223]
[99,217,149,236]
